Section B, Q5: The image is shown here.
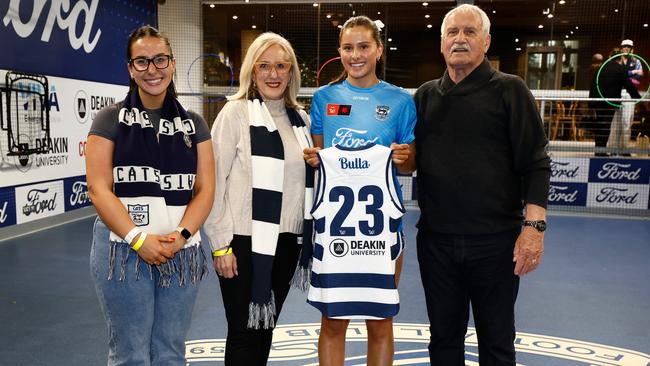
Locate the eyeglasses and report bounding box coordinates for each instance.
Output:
[254,62,292,76]
[129,55,173,72]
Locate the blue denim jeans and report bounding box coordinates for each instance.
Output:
[90,217,204,366]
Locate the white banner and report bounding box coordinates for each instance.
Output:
[15,180,65,224]
[0,69,128,187]
[587,183,649,210]
[549,156,590,183]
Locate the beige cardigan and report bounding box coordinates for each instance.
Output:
[203,99,310,251]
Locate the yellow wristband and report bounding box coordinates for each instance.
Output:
[132,232,147,252]
[212,247,232,257]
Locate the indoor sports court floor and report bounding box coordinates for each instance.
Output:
[1,209,649,365]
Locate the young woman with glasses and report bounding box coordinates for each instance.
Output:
[203,32,313,365]
[86,25,215,365]
[303,15,417,366]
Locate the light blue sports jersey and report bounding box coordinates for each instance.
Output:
[310,80,416,149]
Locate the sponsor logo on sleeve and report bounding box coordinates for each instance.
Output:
[326,104,351,116]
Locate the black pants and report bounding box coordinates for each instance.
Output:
[218,233,301,366]
[590,103,617,149]
[416,228,520,366]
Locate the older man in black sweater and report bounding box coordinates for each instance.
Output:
[413,4,550,366]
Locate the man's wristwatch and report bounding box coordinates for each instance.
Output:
[523,220,547,232]
[175,227,192,240]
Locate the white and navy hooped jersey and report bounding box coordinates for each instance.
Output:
[307,144,405,319]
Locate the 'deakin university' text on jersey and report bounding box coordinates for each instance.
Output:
[310,80,416,149]
[307,144,405,319]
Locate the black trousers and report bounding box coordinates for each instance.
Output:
[590,103,617,149]
[218,233,301,366]
[416,227,520,366]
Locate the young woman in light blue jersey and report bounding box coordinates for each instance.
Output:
[303,15,416,366]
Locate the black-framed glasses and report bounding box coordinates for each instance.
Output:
[129,54,173,71]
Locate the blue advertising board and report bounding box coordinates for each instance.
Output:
[64,175,91,211]
[0,0,157,85]
[0,186,17,228]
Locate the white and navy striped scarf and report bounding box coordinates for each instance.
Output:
[107,89,208,287]
[247,97,314,329]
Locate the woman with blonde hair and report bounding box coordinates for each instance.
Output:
[204,32,313,365]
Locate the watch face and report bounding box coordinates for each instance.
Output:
[537,221,547,231]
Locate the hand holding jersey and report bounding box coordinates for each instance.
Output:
[304,142,413,170]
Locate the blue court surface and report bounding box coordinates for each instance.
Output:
[0,210,649,365]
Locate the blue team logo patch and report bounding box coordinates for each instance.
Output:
[375,105,390,121]
[128,204,149,226]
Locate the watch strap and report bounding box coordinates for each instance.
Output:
[175,226,192,240]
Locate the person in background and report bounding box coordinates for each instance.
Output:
[413,5,550,365]
[620,39,643,85]
[589,48,642,156]
[303,15,416,366]
[203,32,313,366]
[86,25,215,365]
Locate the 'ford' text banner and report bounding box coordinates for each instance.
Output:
[0,0,157,85]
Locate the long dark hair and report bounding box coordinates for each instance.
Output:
[330,15,384,85]
[126,25,177,98]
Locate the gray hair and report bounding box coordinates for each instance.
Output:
[440,4,491,38]
[228,32,302,108]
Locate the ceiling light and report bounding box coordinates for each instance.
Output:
[326,14,331,18]
[313,3,318,7]
[337,25,342,29]
[614,9,619,13]
[547,14,554,18]
[538,24,544,29]
[565,35,569,38]
[252,25,256,29]
[575,26,579,29]
[390,47,397,51]
[427,24,432,28]
[559,0,566,4]
[492,10,496,14]
[644,23,649,28]
[377,11,381,15]
[209,4,215,8]
[422,2,428,6]
[570,30,574,34]
[515,38,519,42]
[425,15,430,18]
[232,15,238,19]
[516,47,522,51]
[388,38,392,42]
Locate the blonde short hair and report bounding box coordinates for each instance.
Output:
[228,32,302,108]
